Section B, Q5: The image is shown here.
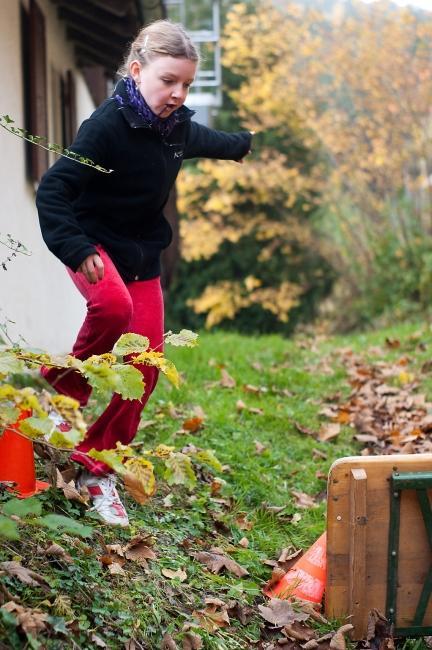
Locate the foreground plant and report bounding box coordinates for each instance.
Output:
[0,329,224,535]
[0,115,113,173]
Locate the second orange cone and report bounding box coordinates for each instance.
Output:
[264,532,327,603]
[0,410,50,498]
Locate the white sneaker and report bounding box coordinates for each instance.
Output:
[47,410,71,432]
[78,471,129,527]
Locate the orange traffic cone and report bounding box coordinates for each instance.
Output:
[0,410,50,498]
[264,532,327,603]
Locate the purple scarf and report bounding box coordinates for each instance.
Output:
[114,76,179,138]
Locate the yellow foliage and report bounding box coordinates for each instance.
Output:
[188,279,303,328]
[50,395,86,434]
[124,457,156,504]
[188,282,248,329]
[178,149,315,266]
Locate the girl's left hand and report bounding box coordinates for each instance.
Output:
[236,131,255,164]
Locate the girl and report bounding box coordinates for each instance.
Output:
[36,20,252,526]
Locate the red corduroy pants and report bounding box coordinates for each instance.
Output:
[42,247,164,475]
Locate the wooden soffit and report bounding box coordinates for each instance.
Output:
[50,0,166,77]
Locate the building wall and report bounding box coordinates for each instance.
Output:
[0,0,96,352]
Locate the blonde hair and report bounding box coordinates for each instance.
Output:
[118,19,199,77]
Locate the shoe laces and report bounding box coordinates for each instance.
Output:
[89,475,126,513]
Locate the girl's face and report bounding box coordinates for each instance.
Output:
[130,56,197,118]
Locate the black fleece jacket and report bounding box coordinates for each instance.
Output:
[36,79,252,282]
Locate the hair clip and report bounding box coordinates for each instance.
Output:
[140,35,149,55]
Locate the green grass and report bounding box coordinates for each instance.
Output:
[1,322,432,648]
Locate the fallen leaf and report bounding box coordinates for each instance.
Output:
[182,631,203,649]
[192,604,230,632]
[254,440,267,454]
[125,544,157,567]
[261,502,287,514]
[210,477,225,495]
[220,369,236,388]
[43,542,73,564]
[239,537,249,548]
[385,337,400,349]
[91,633,107,648]
[367,608,391,642]
[312,448,327,460]
[182,417,204,433]
[124,466,156,505]
[108,563,126,576]
[354,433,379,444]
[291,490,317,509]
[204,597,227,607]
[56,468,89,504]
[264,567,287,591]
[2,601,48,637]
[329,624,354,650]
[258,598,310,626]
[162,568,188,582]
[236,399,246,411]
[294,422,317,437]
[319,406,338,419]
[139,419,157,429]
[244,384,267,394]
[226,601,254,625]
[248,407,264,415]
[105,543,125,557]
[282,621,316,641]
[318,423,341,442]
[235,512,253,530]
[299,602,329,624]
[278,548,302,564]
[0,561,49,588]
[336,409,351,424]
[161,632,179,649]
[192,405,206,419]
[193,551,249,577]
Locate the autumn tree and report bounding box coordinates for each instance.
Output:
[170,0,432,332]
[222,0,432,326]
[168,2,332,333]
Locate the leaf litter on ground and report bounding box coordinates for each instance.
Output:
[4,328,429,648]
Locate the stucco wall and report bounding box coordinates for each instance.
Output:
[0,0,96,353]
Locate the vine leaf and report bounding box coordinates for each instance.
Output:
[38,514,92,538]
[50,394,86,434]
[20,416,53,439]
[82,360,120,395]
[3,497,42,518]
[0,405,20,428]
[49,427,84,449]
[0,352,25,377]
[124,458,156,504]
[87,448,128,475]
[190,449,223,473]
[0,115,113,173]
[152,444,175,458]
[0,515,19,540]
[112,333,150,358]
[134,351,181,388]
[111,364,145,400]
[164,453,197,490]
[164,329,199,348]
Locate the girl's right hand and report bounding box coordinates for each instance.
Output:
[78,253,104,284]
